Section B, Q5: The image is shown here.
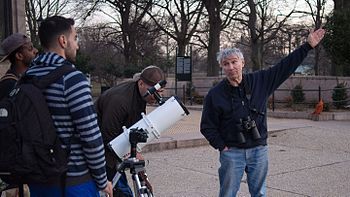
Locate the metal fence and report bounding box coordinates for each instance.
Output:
[165,84,350,111]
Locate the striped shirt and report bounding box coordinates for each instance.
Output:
[26,52,107,190]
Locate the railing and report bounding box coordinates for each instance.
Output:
[164,85,350,111]
[270,86,350,111]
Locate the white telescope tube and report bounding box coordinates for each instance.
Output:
[108,96,189,160]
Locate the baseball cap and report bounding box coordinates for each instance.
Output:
[0,33,30,62]
[139,65,165,86]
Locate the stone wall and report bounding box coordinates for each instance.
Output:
[164,75,350,104]
[91,75,350,106]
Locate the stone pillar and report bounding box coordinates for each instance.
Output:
[11,0,26,34]
[0,0,25,77]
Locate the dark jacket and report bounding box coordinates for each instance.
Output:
[0,67,20,100]
[95,80,146,168]
[200,43,313,151]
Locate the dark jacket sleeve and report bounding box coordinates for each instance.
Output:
[200,92,226,151]
[261,42,313,95]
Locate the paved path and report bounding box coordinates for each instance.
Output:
[131,108,350,196]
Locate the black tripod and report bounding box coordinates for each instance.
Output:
[111,128,154,197]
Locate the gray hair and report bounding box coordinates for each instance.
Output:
[216,48,244,65]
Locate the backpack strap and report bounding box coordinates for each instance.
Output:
[0,73,18,82]
[20,63,76,89]
[37,65,76,89]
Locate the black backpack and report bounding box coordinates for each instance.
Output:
[0,65,75,185]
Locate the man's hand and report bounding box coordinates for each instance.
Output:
[307,28,326,48]
[136,152,144,160]
[221,146,229,152]
[103,181,113,197]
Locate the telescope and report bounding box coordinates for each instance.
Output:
[108,96,189,160]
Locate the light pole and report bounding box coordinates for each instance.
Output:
[3,0,13,37]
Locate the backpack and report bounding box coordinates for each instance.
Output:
[0,65,75,185]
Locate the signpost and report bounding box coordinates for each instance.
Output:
[176,56,192,81]
[175,56,192,104]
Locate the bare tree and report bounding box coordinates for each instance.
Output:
[78,24,125,86]
[148,0,204,57]
[296,0,330,75]
[201,0,246,76]
[25,0,71,47]
[236,0,294,71]
[95,0,154,68]
[78,20,166,85]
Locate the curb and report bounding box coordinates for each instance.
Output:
[143,138,209,153]
[142,127,307,154]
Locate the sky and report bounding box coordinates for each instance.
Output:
[80,0,335,27]
[273,0,334,24]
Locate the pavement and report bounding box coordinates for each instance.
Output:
[127,105,350,196]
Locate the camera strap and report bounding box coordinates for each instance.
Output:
[242,75,251,101]
[241,75,265,117]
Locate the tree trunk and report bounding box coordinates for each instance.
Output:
[128,31,139,66]
[207,24,221,76]
[247,0,263,71]
[313,0,324,75]
[250,40,264,71]
[177,37,187,56]
[204,0,221,76]
[334,0,350,10]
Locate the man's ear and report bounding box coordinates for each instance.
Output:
[137,79,144,88]
[15,52,24,61]
[242,59,245,68]
[58,35,67,48]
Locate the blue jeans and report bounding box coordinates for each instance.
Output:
[29,180,99,197]
[219,145,268,197]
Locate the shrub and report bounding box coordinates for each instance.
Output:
[291,84,305,104]
[284,96,293,108]
[332,82,348,109]
[323,102,330,112]
[212,80,219,87]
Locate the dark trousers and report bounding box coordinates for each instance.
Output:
[106,166,133,197]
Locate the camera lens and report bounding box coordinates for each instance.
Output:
[250,120,261,140]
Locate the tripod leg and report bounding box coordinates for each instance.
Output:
[132,173,154,197]
[132,174,149,197]
[112,171,122,188]
[138,172,153,195]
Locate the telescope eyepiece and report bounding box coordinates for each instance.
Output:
[143,80,167,98]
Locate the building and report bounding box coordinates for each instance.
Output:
[0,0,26,76]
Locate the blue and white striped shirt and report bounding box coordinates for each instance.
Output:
[26,52,107,190]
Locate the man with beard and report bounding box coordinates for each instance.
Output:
[95,65,166,197]
[0,33,38,100]
[0,32,38,197]
[200,28,325,197]
[25,16,113,197]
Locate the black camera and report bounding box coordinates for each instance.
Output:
[129,128,148,145]
[128,128,148,158]
[237,116,261,143]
